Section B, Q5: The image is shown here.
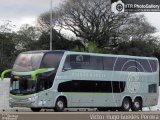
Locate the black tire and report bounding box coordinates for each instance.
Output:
[54,98,66,112]
[97,108,108,111]
[121,98,131,111]
[131,98,142,111]
[30,108,41,112]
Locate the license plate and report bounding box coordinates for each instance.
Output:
[15,103,21,106]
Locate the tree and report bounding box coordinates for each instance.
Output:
[39,0,157,52]
[0,32,17,72]
[36,29,84,50]
[56,0,132,48]
[116,39,158,57]
[15,24,41,51]
[0,20,17,72]
[72,41,108,53]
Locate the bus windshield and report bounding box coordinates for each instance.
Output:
[10,76,36,95]
[13,53,43,72]
[11,51,64,95]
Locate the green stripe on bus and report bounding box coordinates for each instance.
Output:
[9,93,33,98]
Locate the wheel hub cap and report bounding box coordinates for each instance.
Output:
[134,102,140,108]
[57,101,64,109]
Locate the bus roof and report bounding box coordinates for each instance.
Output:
[20,50,158,60]
[21,50,65,54]
[64,51,158,60]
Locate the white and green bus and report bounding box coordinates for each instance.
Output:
[2,50,159,112]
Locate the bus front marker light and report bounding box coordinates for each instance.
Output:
[28,96,38,101]
[9,97,13,101]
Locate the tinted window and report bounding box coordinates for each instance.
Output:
[136,59,152,72]
[70,55,90,69]
[63,55,103,70]
[13,53,43,72]
[149,84,157,93]
[37,74,55,92]
[58,80,125,93]
[95,81,125,93]
[90,56,103,70]
[63,55,71,70]
[103,57,116,70]
[63,55,158,73]
[38,53,63,91]
[149,60,158,72]
[41,53,63,69]
[114,58,137,72]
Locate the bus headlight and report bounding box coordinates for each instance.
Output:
[28,96,38,101]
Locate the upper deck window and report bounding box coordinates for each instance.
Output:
[63,55,103,70]
[13,53,43,72]
[63,54,158,72]
[40,53,63,70]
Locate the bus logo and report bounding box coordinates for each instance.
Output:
[127,72,140,93]
[76,55,83,62]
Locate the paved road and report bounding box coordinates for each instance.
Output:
[1,111,160,120]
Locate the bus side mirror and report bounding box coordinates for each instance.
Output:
[1,69,12,80]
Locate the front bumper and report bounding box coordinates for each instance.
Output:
[9,99,35,108]
[9,95,37,108]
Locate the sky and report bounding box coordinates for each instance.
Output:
[0,0,63,29]
[0,0,160,36]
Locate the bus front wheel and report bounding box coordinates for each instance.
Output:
[121,98,131,111]
[54,98,66,112]
[131,98,142,111]
[30,108,41,112]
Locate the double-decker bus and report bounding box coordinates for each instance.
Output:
[2,50,159,112]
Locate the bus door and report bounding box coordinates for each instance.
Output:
[36,52,63,107]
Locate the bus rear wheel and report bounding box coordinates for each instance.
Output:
[30,108,41,112]
[121,98,131,111]
[131,98,142,111]
[54,98,66,112]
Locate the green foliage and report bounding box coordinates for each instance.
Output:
[72,41,110,54]
[1,0,160,79]
[35,30,84,50]
[72,46,85,52]
[115,40,157,57]
[86,41,109,54]
[0,32,17,72]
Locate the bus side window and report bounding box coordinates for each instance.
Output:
[41,53,62,69]
[136,59,151,72]
[38,53,63,91]
[63,55,103,70]
[103,57,116,71]
[149,60,158,72]
[90,56,103,70]
[70,55,90,69]
[114,58,136,72]
[63,55,71,71]
[63,55,90,70]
